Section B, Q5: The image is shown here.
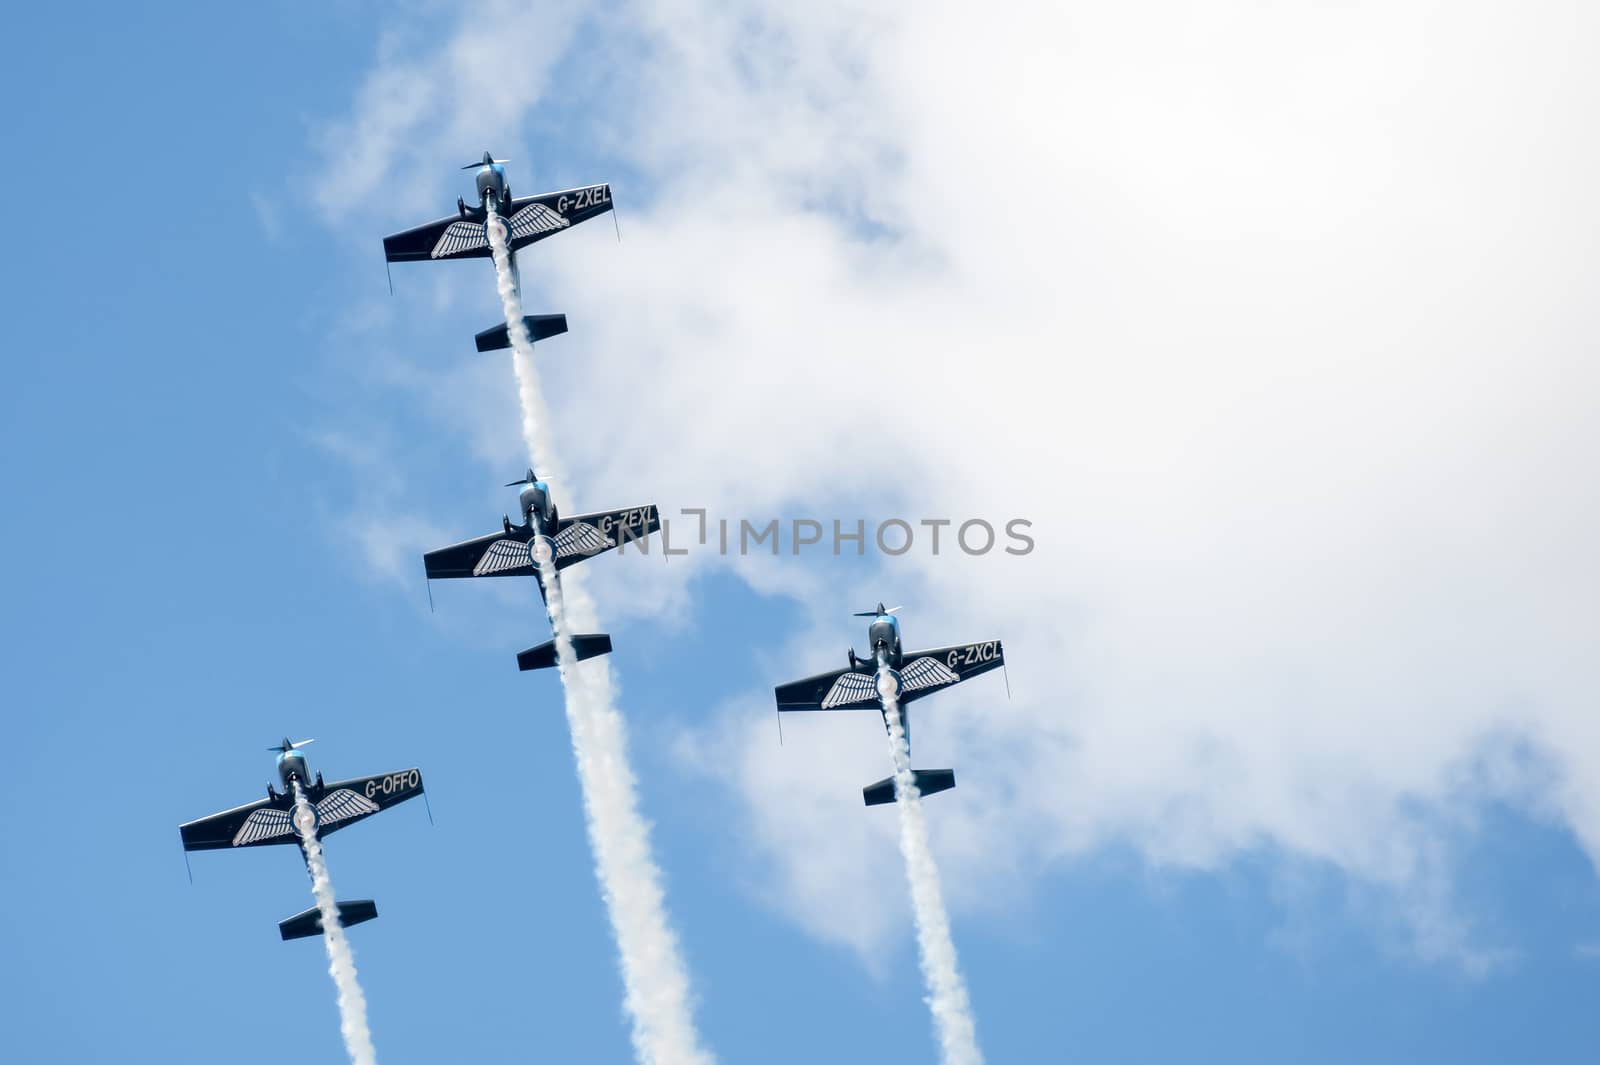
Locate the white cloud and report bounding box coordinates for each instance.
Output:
[313,0,1600,967]
[308,0,585,222]
[302,425,456,585]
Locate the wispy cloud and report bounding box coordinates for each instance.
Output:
[307,0,584,223]
[302,426,453,585]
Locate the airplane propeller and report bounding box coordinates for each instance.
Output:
[852,603,901,617]
[506,469,539,487]
[462,154,508,169]
[268,738,315,753]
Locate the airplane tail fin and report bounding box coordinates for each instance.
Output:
[279,899,378,941]
[517,633,612,671]
[475,314,569,352]
[863,769,955,807]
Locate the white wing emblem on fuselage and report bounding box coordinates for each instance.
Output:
[473,538,533,576]
[821,671,879,709]
[554,521,614,559]
[899,656,961,695]
[430,219,489,259]
[315,788,380,829]
[509,202,569,242]
[428,204,569,258]
[232,806,295,847]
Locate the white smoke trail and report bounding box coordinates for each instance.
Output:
[290,782,379,1065]
[880,684,985,1065]
[485,213,558,471]
[485,212,714,1065]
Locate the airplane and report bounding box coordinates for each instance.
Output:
[422,470,661,671]
[178,739,425,941]
[381,151,614,352]
[773,604,1005,806]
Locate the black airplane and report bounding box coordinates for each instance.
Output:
[423,470,660,671]
[774,604,1005,806]
[381,151,613,351]
[179,739,425,941]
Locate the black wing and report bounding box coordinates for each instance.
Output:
[774,666,880,713]
[180,796,297,852]
[524,183,614,244]
[382,184,614,263]
[551,504,660,571]
[383,212,482,263]
[896,641,1005,704]
[314,768,425,839]
[424,524,537,580]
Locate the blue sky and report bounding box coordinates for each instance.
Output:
[4,2,1599,1062]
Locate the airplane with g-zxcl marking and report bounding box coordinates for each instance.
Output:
[381,151,614,353]
[178,739,426,941]
[773,604,1006,806]
[423,470,660,671]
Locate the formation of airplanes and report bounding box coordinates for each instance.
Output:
[180,154,1010,939]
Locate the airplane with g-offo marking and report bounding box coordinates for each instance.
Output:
[380,151,614,352]
[422,470,660,671]
[773,604,1006,806]
[178,739,426,941]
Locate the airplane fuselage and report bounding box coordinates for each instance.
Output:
[269,746,327,807]
[448,154,540,299]
[457,155,513,219]
[508,479,560,579]
[275,748,309,791]
[485,189,522,297]
[476,161,510,213]
[519,479,557,528]
[858,616,912,748]
[850,613,903,669]
[451,158,519,283]
[867,614,902,662]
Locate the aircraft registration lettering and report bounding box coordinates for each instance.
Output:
[364,770,421,799]
[599,507,652,535]
[557,185,611,215]
[946,642,1000,669]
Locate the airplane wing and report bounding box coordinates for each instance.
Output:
[180,796,297,852]
[383,184,615,262]
[551,504,660,571]
[314,768,425,839]
[774,666,881,713]
[424,524,538,580]
[895,640,1005,704]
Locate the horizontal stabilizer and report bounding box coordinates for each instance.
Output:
[517,633,612,671]
[863,769,955,807]
[475,314,569,352]
[279,899,378,941]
